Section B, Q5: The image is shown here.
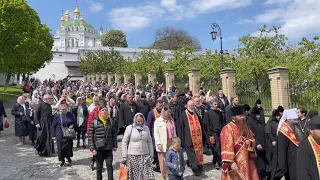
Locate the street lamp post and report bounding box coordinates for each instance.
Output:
[210,23,224,69]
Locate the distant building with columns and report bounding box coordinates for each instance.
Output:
[33,4,175,82]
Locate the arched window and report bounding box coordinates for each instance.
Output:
[85,28,87,31]
[76,41,78,47]
[76,27,79,31]
[71,39,75,47]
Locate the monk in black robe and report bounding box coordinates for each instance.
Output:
[118,94,139,134]
[247,106,268,180]
[34,95,55,156]
[271,109,302,180]
[177,100,205,176]
[297,115,320,180]
[264,109,280,175]
[203,98,223,169]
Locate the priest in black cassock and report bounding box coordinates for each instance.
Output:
[271,108,302,180]
[247,106,268,180]
[118,94,139,134]
[203,98,223,169]
[297,115,320,180]
[177,100,205,176]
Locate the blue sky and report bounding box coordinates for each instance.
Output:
[26,0,320,51]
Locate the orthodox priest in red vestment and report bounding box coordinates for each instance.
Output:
[220,105,259,180]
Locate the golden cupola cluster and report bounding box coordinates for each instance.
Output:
[60,5,82,23]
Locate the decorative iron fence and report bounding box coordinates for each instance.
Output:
[156,75,166,87]
[140,76,148,86]
[129,75,135,85]
[199,77,221,93]
[172,76,189,91]
[233,79,272,114]
[287,81,320,111]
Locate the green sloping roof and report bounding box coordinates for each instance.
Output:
[96,34,104,39]
[63,20,94,29]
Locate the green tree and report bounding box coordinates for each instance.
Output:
[151,26,201,50]
[232,25,288,95]
[78,48,127,74]
[101,29,128,47]
[133,50,166,76]
[167,46,196,77]
[0,0,53,91]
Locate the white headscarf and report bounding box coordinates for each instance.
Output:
[277,108,297,135]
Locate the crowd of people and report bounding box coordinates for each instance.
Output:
[0,77,319,180]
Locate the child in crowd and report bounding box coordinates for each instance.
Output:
[165,137,185,180]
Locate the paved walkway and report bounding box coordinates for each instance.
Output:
[0,99,222,180]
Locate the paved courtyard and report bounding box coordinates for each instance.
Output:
[0,99,222,180]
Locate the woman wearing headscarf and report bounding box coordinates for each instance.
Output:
[154,105,176,179]
[122,113,154,180]
[72,97,88,148]
[11,96,29,145]
[52,103,75,167]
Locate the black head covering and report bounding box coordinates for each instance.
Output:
[251,107,260,115]
[274,109,280,117]
[256,99,262,105]
[277,106,284,113]
[308,109,319,119]
[231,106,244,116]
[243,104,250,112]
[309,115,320,130]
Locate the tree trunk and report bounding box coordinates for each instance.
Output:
[4,72,12,92]
[22,73,26,82]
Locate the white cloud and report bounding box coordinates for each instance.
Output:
[190,0,252,14]
[246,0,320,38]
[85,0,104,13]
[108,0,252,31]
[108,5,165,31]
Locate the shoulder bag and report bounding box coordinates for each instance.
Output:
[60,114,76,140]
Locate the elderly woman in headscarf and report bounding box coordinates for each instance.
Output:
[122,113,154,180]
[154,105,176,179]
[72,96,88,148]
[31,90,40,105]
[52,103,75,167]
[11,96,29,145]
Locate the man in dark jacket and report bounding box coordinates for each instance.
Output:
[88,100,117,180]
[216,88,229,124]
[136,93,150,119]
[225,95,239,124]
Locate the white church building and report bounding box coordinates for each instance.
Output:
[34,5,175,82]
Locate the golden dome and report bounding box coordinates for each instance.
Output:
[74,6,80,15]
[65,10,70,17]
[60,16,65,22]
[80,17,84,22]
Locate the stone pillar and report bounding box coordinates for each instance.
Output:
[267,66,290,109]
[107,72,113,85]
[188,68,200,93]
[96,73,101,81]
[165,69,175,92]
[101,73,107,81]
[114,72,121,85]
[134,72,142,88]
[148,70,157,85]
[123,72,131,85]
[84,74,88,82]
[220,68,236,100]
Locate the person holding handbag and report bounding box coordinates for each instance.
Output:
[88,100,117,180]
[122,113,154,180]
[52,104,76,167]
[11,96,29,145]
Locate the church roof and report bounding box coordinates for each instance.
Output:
[63,20,93,29]
[96,34,105,39]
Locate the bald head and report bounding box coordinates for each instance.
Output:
[187,100,195,112]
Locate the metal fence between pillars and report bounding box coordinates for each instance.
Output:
[287,80,320,112]
[233,78,272,114]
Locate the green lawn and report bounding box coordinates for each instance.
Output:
[0,86,23,102]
